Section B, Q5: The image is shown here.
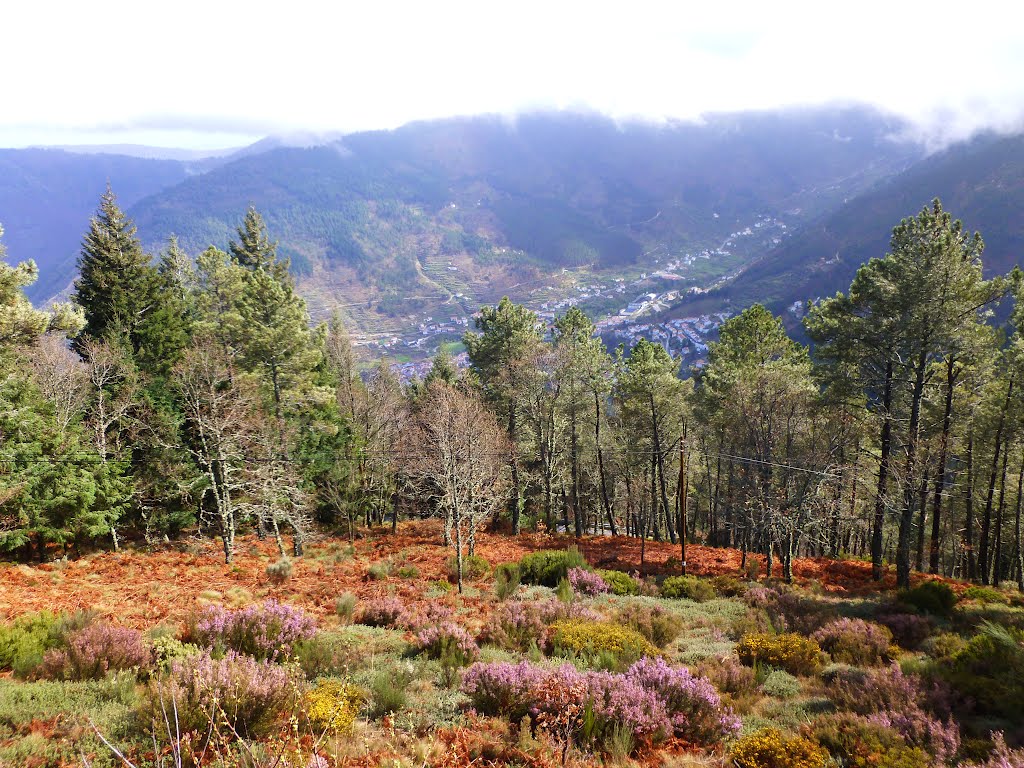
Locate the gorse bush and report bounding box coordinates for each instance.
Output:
[303,678,364,735]
[481,599,601,653]
[39,623,151,681]
[153,651,297,737]
[189,599,317,661]
[597,569,640,596]
[568,567,609,596]
[710,574,748,597]
[899,581,957,617]
[736,633,823,676]
[517,547,588,586]
[660,576,715,603]
[812,618,893,665]
[616,603,684,648]
[730,728,830,768]
[548,620,658,668]
[943,621,1024,723]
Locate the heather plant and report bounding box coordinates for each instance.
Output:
[481,599,601,653]
[39,623,151,681]
[616,603,684,648]
[414,622,480,664]
[568,567,609,596]
[153,650,297,737]
[660,575,715,603]
[808,712,932,768]
[736,633,824,676]
[625,656,741,743]
[598,569,640,596]
[811,618,893,665]
[355,596,407,628]
[729,728,829,768]
[695,654,759,700]
[868,707,960,763]
[517,547,588,586]
[874,610,934,650]
[827,663,954,724]
[265,557,293,585]
[189,599,317,661]
[548,619,658,668]
[960,732,1024,768]
[899,581,957,617]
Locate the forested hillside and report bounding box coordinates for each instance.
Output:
[1,191,1024,766]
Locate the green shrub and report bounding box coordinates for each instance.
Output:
[943,621,1024,722]
[396,564,420,579]
[711,575,749,597]
[150,636,200,671]
[736,633,824,676]
[730,728,829,768]
[0,612,66,678]
[368,667,410,718]
[760,669,801,699]
[367,560,392,580]
[660,575,715,602]
[616,603,683,648]
[335,592,358,623]
[518,547,587,586]
[293,632,357,679]
[493,563,521,600]
[548,620,657,669]
[447,554,491,580]
[899,581,957,617]
[962,585,1010,605]
[597,569,639,596]
[265,557,293,585]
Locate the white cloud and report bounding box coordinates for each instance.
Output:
[1,0,1022,147]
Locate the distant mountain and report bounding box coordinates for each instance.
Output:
[125,107,922,328]
[40,144,242,162]
[685,131,1024,323]
[0,150,192,300]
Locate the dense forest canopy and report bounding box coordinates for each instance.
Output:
[1,191,1021,595]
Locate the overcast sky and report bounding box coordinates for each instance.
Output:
[2,0,1022,149]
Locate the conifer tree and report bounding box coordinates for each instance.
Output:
[72,187,155,352]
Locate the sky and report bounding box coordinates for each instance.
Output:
[2,0,1022,150]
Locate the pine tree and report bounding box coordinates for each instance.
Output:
[72,187,155,352]
[229,206,280,273]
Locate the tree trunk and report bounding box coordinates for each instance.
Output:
[872,360,894,581]
[1014,447,1024,592]
[897,350,928,589]
[508,406,522,535]
[594,391,617,535]
[980,376,1013,584]
[965,427,976,580]
[992,446,1010,585]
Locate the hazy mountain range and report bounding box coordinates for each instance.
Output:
[1,106,1020,345]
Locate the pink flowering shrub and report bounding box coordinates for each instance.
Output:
[868,708,960,764]
[399,601,454,631]
[875,610,934,650]
[355,597,407,628]
[414,622,479,663]
[190,600,317,661]
[960,733,1024,768]
[480,599,601,652]
[156,650,297,737]
[827,663,952,720]
[462,657,739,749]
[39,623,152,681]
[568,568,610,596]
[812,618,893,665]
